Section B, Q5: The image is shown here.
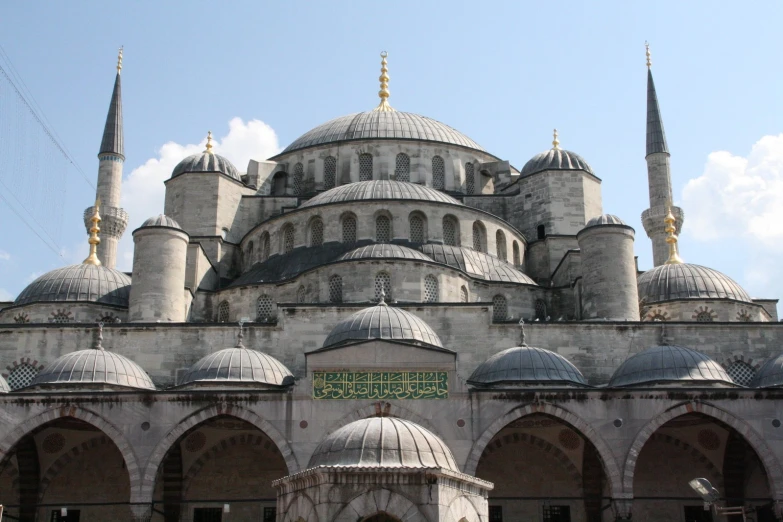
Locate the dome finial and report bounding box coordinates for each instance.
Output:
[378,289,388,306]
[94,322,105,351]
[83,198,102,266]
[552,128,560,150]
[518,318,527,346]
[236,320,246,348]
[372,51,395,113]
[117,46,123,74]
[645,41,651,68]
[664,206,684,264]
[204,131,214,154]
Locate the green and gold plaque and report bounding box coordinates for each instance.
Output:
[312,371,448,400]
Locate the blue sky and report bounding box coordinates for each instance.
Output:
[1,1,782,310]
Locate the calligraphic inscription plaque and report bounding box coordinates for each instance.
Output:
[312,371,448,400]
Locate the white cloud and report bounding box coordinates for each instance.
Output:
[117,118,281,271]
[0,251,10,261]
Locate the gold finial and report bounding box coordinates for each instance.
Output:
[204,131,214,154]
[645,41,651,68]
[664,206,683,264]
[372,51,395,112]
[83,199,102,266]
[552,129,560,150]
[117,46,123,74]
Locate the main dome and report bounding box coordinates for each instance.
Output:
[300,180,462,208]
[323,303,443,349]
[638,263,753,305]
[279,111,486,155]
[15,264,132,308]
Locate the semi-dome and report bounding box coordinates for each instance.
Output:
[171,150,241,182]
[179,346,293,387]
[139,214,182,230]
[31,348,155,390]
[608,345,735,387]
[420,245,537,285]
[638,263,753,305]
[279,111,486,155]
[520,147,594,178]
[15,264,132,308]
[585,214,627,227]
[339,243,432,262]
[308,417,459,471]
[749,354,783,388]
[300,180,462,208]
[323,302,443,349]
[468,345,588,387]
[0,374,9,393]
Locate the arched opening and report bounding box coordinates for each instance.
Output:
[496,230,507,261]
[475,413,609,522]
[465,162,475,194]
[443,216,460,246]
[512,241,521,266]
[282,224,295,254]
[329,275,343,303]
[261,233,270,262]
[492,295,507,322]
[342,214,357,244]
[361,514,401,522]
[256,295,274,322]
[432,155,445,190]
[537,224,546,240]
[152,415,288,522]
[271,171,287,196]
[632,413,773,522]
[217,301,230,323]
[375,272,391,301]
[535,299,547,322]
[460,285,469,303]
[395,153,410,182]
[409,212,426,243]
[472,221,486,253]
[6,362,40,390]
[423,275,439,303]
[324,156,337,189]
[293,162,304,195]
[359,153,373,181]
[309,218,324,247]
[245,241,254,269]
[376,215,392,243]
[297,285,306,303]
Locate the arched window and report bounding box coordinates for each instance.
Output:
[261,233,270,261]
[443,216,459,246]
[282,225,295,254]
[359,153,373,181]
[432,155,445,190]
[293,162,304,195]
[725,360,756,386]
[375,272,391,301]
[409,214,425,243]
[460,286,469,303]
[537,224,546,240]
[395,153,410,182]
[324,156,337,190]
[465,162,475,194]
[256,295,273,321]
[6,363,39,390]
[342,215,357,243]
[472,221,486,253]
[246,241,254,267]
[376,215,391,242]
[310,218,324,247]
[492,295,507,322]
[496,230,507,261]
[423,275,438,303]
[329,275,343,303]
[272,171,287,195]
[535,299,547,321]
[512,241,521,266]
[297,286,306,303]
[217,301,230,322]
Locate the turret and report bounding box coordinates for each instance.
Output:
[84,48,128,269]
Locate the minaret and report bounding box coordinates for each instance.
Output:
[84,47,128,269]
[640,43,684,266]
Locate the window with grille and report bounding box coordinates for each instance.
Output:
[535,299,547,321]
[465,162,475,194]
[496,230,507,261]
[342,215,357,243]
[376,215,391,242]
[473,222,486,252]
[460,286,469,303]
[293,162,304,195]
[395,153,410,182]
[513,241,521,266]
[310,219,324,247]
[375,272,391,301]
[409,215,424,243]
[359,153,373,181]
[432,155,445,190]
[256,295,274,321]
[726,360,756,386]
[49,310,73,323]
[283,225,295,253]
[696,311,713,322]
[492,295,507,322]
[423,275,438,303]
[329,275,343,303]
[324,156,337,189]
[443,217,458,246]
[261,233,270,261]
[542,505,571,522]
[297,286,306,303]
[7,363,39,390]
[217,301,230,322]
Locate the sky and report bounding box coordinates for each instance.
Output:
[0,1,782,312]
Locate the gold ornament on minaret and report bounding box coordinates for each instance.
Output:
[83,199,102,266]
[117,46,123,74]
[552,129,560,150]
[373,51,395,112]
[204,131,214,154]
[645,41,651,68]
[663,206,683,264]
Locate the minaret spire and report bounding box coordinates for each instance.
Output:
[372,51,395,112]
[645,43,668,157]
[100,47,124,159]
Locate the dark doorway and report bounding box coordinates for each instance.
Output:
[684,505,713,522]
[193,507,222,522]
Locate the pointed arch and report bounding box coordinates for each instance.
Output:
[334,489,421,522]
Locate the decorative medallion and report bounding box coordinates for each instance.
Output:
[313,371,448,400]
[558,428,581,450]
[42,432,66,454]
[698,429,721,451]
[184,431,206,452]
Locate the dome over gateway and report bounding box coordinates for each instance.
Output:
[300,180,462,208]
[638,263,753,305]
[323,302,443,349]
[15,264,132,308]
[608,345,735,388]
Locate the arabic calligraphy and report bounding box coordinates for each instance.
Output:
[312,371,448,400]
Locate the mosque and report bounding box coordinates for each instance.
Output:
[0,45,782,522]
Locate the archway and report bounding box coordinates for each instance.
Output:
[361,514,401,522]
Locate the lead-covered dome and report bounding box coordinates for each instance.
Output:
[140,214,182,230]
[637,263,753,305]
[179,346,293,387]
[30,348,155,390]
[608,345,735,387]
[749,354,783,388]
[421,245,536,285]
[468,346,588,387]
[308,417,459,471]
[520,147,594,178]
[171,151,241,182]
[300,180,462,208]
[279,111,485,155]
[585,214,627,228]
[15,264,132,307]
[339,243,432,262]
[323,302,443,349]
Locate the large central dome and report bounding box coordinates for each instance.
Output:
[278,111,486,155]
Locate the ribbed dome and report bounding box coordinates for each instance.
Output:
[15,264,132,307]
[323,303,443,349]
[468,346,588,387]
[608,345,735,387]
[420,245,536,285]
[339,244,432,262]
[300,180,462,208]
[585,214,627,227]
[180,346,293,386]
[749,354,783,388]
[140,214,182,230]
[0,374,9,393]
[520,148,594,178]
[308,417,459,471]
[171,152,241,181]
[280,111,485,155]
[638,263,752,305]
[31,349,155,390]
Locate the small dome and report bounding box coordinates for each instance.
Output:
[15,264,132,307]
[300,180,462,209]
[171,152,241,182]
[0,374,9,393]
[323,303,443,349]
[608,345,735,387]
[140,214,182,230]
[308,417,459,471]
[179,347,293,386]
[585,214,627,227]
[31,349,155,390]
[339,244,432,262]
[520,148,594,178]
[749,354,783,388]
[468,346,588,387]
[420,245,537,285]
[279,111,485,155]
[638,263,752,305]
